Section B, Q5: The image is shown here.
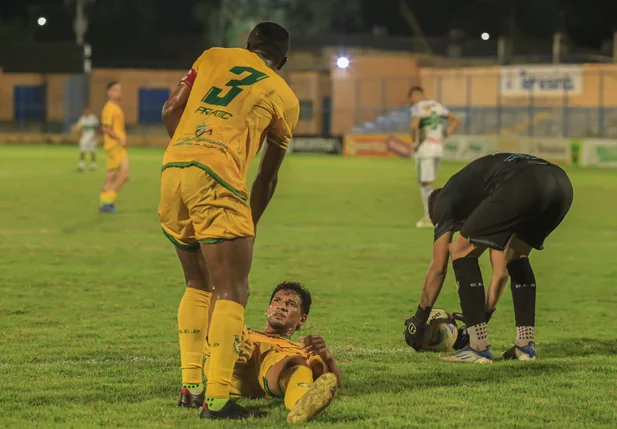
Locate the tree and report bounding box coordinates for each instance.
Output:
[192,0,364,49]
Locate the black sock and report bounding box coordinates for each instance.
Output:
[453,258,486,327]
[508,258,536,327]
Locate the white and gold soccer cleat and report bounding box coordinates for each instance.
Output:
[440,345,494,364]
[287,373,338,424]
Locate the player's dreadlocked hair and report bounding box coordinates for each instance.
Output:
[247,21,290,67]
[428,188,442,224]
[270,281,312,315]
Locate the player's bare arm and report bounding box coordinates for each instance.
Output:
[404,231,452,351]
[250,141,286,229]
[486,249,509,313]
[101,126,125,146]
[162,83,191,138]
[410,116,420,150]
[444,111,461,137]
[420,232,452,309]
[302,335,343,387]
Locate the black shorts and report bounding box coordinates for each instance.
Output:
[460,164,573,250]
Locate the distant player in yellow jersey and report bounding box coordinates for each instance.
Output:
[99,81,130,213]
[203,281,342,423]
[159,22,300,420]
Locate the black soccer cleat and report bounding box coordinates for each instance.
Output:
[199,399,255,420]
[177,387,205,409]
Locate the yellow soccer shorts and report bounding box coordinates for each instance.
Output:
[106,146,128,172]
[158,165,254,251]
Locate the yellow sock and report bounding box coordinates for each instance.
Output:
[282,365,314,410]
[107,190,117,203]
[205,299,244,402]
[99,190,117,205]
[178,288,212,385]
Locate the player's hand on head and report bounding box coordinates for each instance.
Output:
[404,316,425,352]
[301,335,333,361]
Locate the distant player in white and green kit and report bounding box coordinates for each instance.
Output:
[72,107,100,171]
[409,86,460,228]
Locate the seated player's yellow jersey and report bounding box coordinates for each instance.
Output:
[204,327,327,398]
[101,101,126,151]
[162,47,300,200]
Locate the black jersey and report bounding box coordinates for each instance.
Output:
[432,153,554,242]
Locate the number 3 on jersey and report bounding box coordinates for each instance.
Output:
[202,66,269,107]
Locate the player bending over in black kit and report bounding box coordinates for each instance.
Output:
[404,153,573,363]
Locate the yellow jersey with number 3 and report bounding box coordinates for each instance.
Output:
[101,101,126,151]
[162,47,300,200]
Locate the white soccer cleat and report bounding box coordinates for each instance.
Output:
[415,216,433,229]
[440,345,494,364]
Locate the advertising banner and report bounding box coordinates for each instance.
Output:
[500,65,583,97]
[581,139,617,167]
[343,134,413,158]
[289,137,342,154]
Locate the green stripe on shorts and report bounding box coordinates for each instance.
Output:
[161,228,199,252]
[200,238,226,245]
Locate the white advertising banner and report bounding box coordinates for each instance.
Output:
[581,139,617,168]
[500,65,583,97]
[442,135,492,161]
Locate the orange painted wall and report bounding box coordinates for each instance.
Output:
[420,63,617,108]
[0,71,73,122]
[0,71,43,121]
[287,71,331,135]
[4,59,617,135]
[89,68,184,124]
[330,55,421,135]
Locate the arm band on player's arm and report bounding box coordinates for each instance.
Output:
[180,69,197,88]
[267,134,289,150]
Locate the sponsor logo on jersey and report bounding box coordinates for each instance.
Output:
[195,122,213,137]
[194,106,233,119]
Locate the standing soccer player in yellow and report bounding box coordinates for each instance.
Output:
[100,81,130,213]
[159,22,299,420]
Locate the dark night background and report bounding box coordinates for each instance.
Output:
[2,0,616,45]
[1,0,617,70]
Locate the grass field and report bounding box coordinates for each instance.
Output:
[1,144,616,428]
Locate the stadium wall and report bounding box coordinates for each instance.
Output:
[330,55,421,135]
[4,56,617,139]
[420,64,617,108]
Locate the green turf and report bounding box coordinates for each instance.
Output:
[0,144,616,428]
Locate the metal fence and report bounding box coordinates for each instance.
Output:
[346,67,617,138]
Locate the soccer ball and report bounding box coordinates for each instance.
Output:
[421,309,458,352]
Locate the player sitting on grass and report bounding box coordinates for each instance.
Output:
[178,281,342,423]
[404,153,573,363]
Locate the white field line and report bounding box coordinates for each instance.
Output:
[0,348,413,368]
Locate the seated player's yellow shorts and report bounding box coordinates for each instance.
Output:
[106,146,128,172]
[158,165,254,251]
